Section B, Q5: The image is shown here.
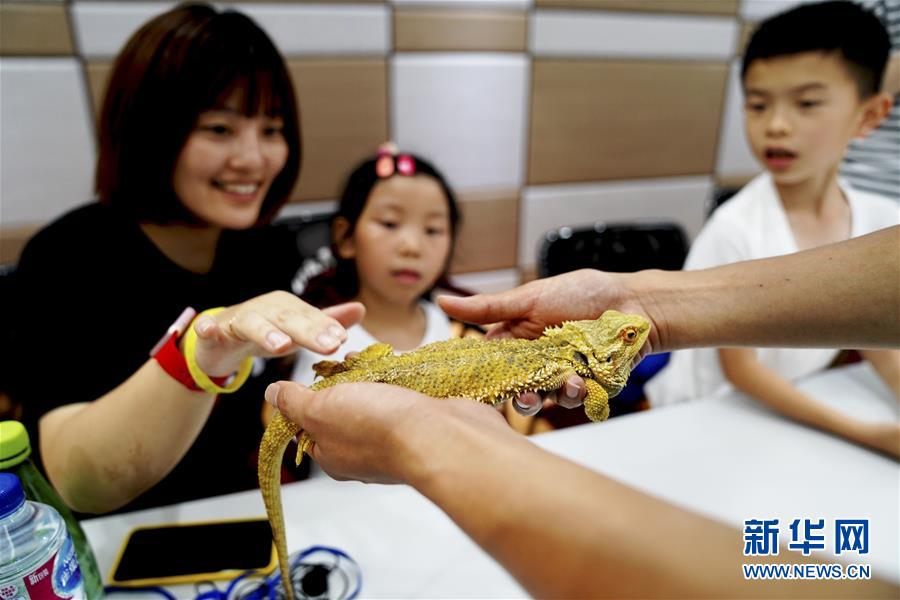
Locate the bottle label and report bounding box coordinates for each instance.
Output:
[0,536,85,600]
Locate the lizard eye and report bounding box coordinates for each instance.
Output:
[623,328,636,343]
[573,351,589,366]
[605,354,613,363]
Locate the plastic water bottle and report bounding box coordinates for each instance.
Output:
[0,421,103,598]
[0,473,86,599]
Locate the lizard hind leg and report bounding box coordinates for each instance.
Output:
[296,431,314,465]
[582,379,610,422]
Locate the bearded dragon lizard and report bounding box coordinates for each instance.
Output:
[258,309,650,598]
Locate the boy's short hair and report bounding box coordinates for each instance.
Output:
[96,3,301,225]
[741,0,890,98]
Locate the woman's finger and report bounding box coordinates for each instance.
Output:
[261,304,348,354]
[323,301,366,328]
[230,310,294,353]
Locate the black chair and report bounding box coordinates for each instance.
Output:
[537,221,688,278]
[536,221,690,415]
[274,211,334,259]
[0,263,20,419]
[273,212,337,297]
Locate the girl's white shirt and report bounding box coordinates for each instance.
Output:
[290,300,452,387]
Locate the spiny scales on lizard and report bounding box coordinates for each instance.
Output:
[259,309,650,598]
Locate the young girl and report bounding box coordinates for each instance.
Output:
[292,143,467,386]
[8,3,363,514]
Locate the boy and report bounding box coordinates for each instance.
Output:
[646,1,900,458]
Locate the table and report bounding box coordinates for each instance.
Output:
[84,362,899,598]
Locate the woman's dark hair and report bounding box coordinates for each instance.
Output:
[95,3,301,225]
[302,152,461,307]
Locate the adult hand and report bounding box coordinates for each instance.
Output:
[265,381,511,484]
[438,269,661,416]
[191,291,365,376]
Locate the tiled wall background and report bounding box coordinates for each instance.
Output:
[1,0,812,292]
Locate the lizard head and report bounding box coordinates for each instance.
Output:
[554,310,651,397]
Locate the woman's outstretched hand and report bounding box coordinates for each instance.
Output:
[190,291,365,376]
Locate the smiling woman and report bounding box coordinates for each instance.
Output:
[170,105,289,232]
[7,3,366,516]
[95,4,300,228]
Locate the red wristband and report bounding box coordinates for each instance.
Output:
[154,332,229,392]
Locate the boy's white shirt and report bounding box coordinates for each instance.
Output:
[291,299,452,387]
[646,173,900,407]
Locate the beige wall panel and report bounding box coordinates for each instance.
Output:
[741,0,804,21]
[86,60,388,202]
[535,0,738,16]
[85,61,112,122]
[395,9,526,52]
[2,58,96,226]
[529,59,728,184]
[450,191,519,274]
[229,1,383,3]
[1,226,38,264]
[739,20,757,54]
[450,269,521,294]
[0,3,73,56]
[288,59,388,202]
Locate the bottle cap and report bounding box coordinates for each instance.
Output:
[0,421,32,469]
[0,472,26,519]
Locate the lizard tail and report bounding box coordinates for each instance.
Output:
[259,411,302,599]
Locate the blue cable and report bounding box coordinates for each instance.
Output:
[103,585,179,599]
[266,545,362,600]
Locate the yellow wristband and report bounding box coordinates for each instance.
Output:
[183,307,254,395]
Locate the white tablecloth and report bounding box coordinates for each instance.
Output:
[84,362,899,598]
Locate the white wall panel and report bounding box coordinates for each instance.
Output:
[0,59,95,226]
[392,0,530,7]
[234,4,389,56]
[519,176,712,269]
[72,2,178,59]
[73,2,389,59]
[392,53,529,190]
[531,10,737,59]
[740,0,810,21]
[277,200,337,221]
[715,60,761,180]
[450,268,521,294]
